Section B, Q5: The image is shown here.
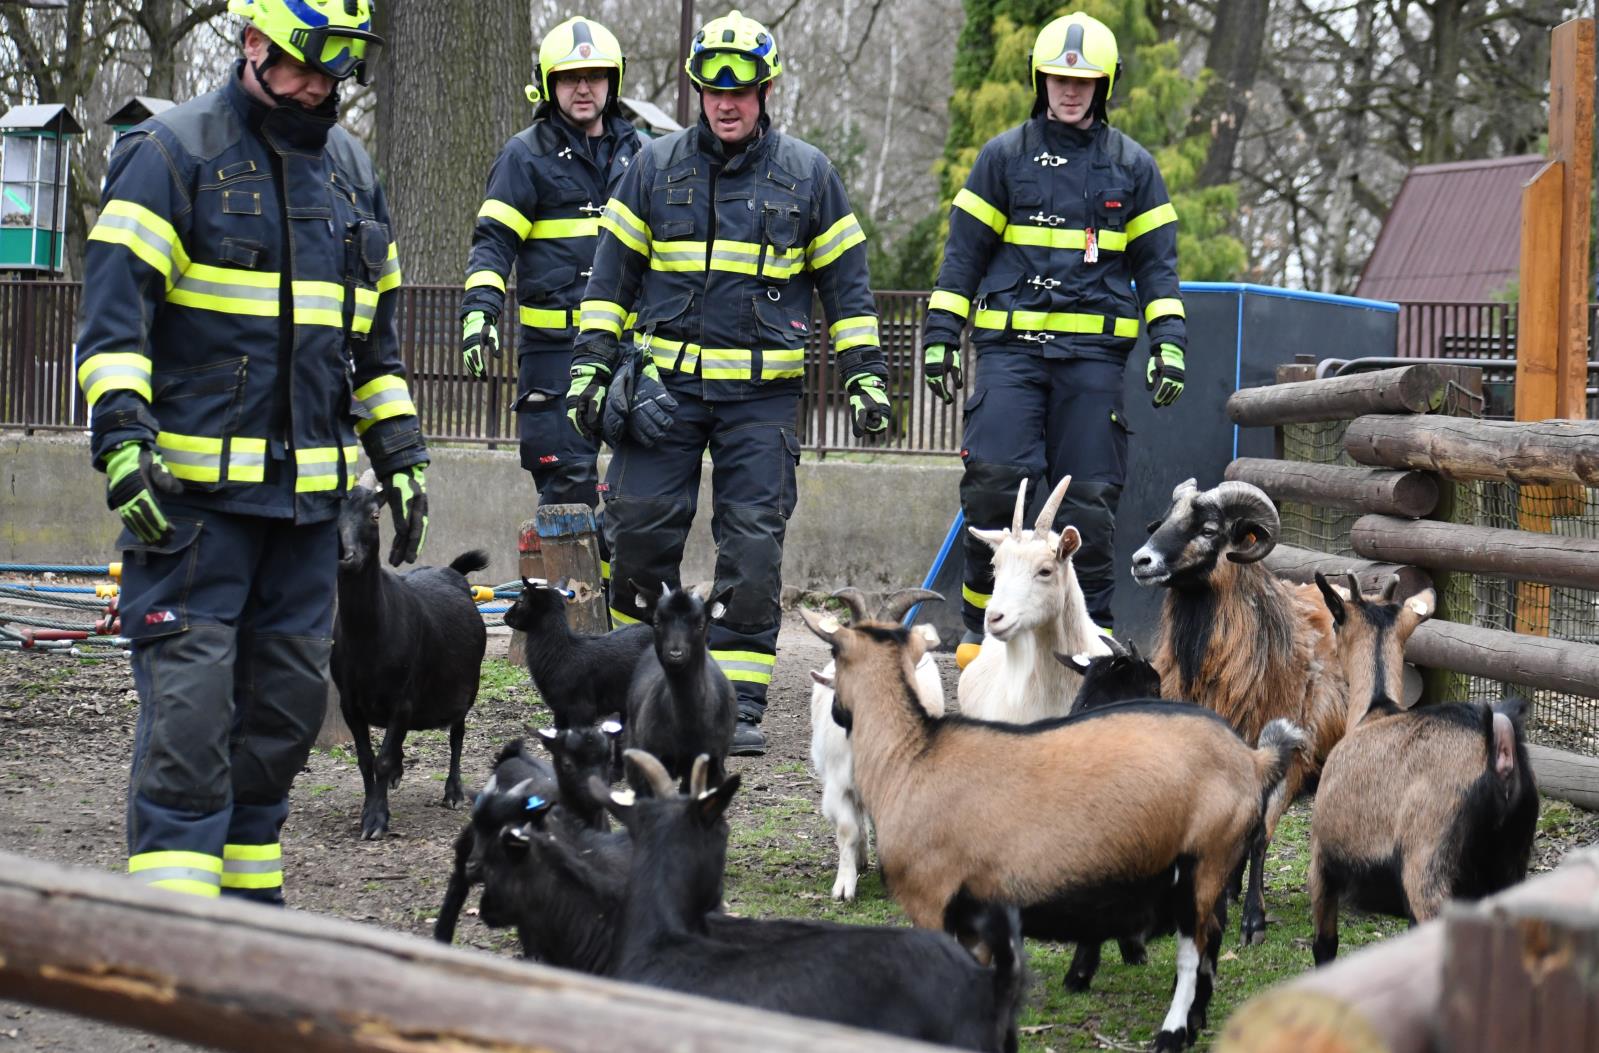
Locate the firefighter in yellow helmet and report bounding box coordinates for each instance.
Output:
[568,10,889,755]
[461,17,641,551]
[924,11,1186,666]
[80,0,429,892]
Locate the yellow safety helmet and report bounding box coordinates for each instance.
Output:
[684,10,781,90]
[528,17,625,105]
[228,0,383,84]
[1032,12,1121,101]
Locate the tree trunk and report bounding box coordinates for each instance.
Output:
[1419,0,1466,163]
[1188,0,1271,188]
[137,0,229,101]
[375,2,532,285]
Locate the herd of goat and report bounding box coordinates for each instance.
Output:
[326,471,1541,1052]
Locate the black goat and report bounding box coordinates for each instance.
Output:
[536,720,623,830]
[433,739,558,949]
[332,478,487,840]
[602,751,1027,1053]
[624,582,737,788]
[503,578,653,727]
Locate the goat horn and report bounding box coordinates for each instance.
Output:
[623,748,676,799]
[1345,571,1362,604]
[1034,475,1073,536]
[877,588,944,623]
[1211,481,1281,539]
[1101,633,1128,657]
[1011,477,1029,534]
[1172,477,1198,500]
[830,588,871,625]
[1381,574,1400,602]
[690,754,710,798]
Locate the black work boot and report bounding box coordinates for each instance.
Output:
[731,717,766,756]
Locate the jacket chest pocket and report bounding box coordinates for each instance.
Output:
[1095,187,1131,231]
[650,164,700,244]
[757,199,804,284]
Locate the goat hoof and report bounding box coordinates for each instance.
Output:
[1242,925,1267,947]
[1062,972,1092,993]
[442,782,466,809]
[1151,1027,1187,1052]
[1118,939,1148,966]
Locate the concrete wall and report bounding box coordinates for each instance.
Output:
[0,431,960,594]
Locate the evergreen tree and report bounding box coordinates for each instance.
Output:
[937,0,1245,281]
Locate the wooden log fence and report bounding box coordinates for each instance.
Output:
[1404,619,1599,699]
[1261,543,1435,600]
[1350,514,1599,591]
[0,849,941,1053]
[1344,415,1599,485]
[1225,458,1440,517]
[1225,364,1445,426]
[1218,847,1599,1053]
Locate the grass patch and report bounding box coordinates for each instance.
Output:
[719,797,1410,1051]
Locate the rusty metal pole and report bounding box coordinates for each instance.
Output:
[675,0,695,128]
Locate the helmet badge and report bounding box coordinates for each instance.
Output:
[1065,51,1078,65]
[578,43,592,57]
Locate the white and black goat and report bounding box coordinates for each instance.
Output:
[1131,478,1343,943]
[333,475,488,840]
[1308,573,1535,963]
[809,587,944,901]
[624,581,737,788]
[960,476,1110,723]
[602,751,1027,1053]
[803,607,1305,1051]
[502,578,653,728]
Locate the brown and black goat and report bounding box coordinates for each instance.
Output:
[802,605,1305,1052]
[1131,478,1342,944]
[1307,573,1536,964]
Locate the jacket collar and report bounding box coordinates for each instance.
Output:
[1034,111,1104,152]
[694,112,772,170]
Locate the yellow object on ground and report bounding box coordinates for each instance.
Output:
[955,640,982,670]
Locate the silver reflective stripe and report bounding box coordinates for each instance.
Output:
[583,303,624,327]
[81,361,151,392]
[130,866,221,887]
[711,246,759,266]
[832,322,876,344]
[700,349,753,366]
[715,659,772,676]
[352,298,377,326]
[172,271,278,305]
[359,386,409,415]
[223,857,281,875]
[294,291,343,313]
[229,446,266,473]
[654,246,705,265]
[158,445,222,474]
[605,205,649,247]
[380,253,400,282]
[810,219,863,261]
[95,211,177,267]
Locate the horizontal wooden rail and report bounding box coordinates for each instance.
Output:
[1227,458,1440,517]
[1405,619,1599,699]
[1226,365,1444,426]
[0,850,942,1053]
[1345,415,1599,485]
[1217,848,1599,1053]
[1263,543,1434,599]
[1351,514,1599,590]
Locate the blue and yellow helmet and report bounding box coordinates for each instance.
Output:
[228,0,383,84]
[685,10,781,90]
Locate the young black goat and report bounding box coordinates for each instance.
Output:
[624,582,737,787]
[433,739,559,949]
[503,578,653,727]
[535,720,623,831]
[1308,573,1535,964]
[332,477,487,840]
[603,751,1027,1052]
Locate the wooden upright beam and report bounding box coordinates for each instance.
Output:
[1513,161,1565,424]
[1549,17,1594,421]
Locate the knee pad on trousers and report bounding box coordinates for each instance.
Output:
[230,635,332,805]
[607,495,695,619]
[131,625,238,814]
[712,505,786,633]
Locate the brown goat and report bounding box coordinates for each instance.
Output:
[1132,478,1345,944]
[1307,574,1534,964]
[801,605,1305,1052]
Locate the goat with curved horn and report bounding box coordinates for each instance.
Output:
[689,753,711,798]
[1212,481,1280,564]
[1011,477,1029,534]
[878,589,944,623]
[830,588,872,625]
[1033,474,1074,536]
[624,748,677,799]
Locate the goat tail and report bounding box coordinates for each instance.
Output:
[943,886,1028,1048]
[450,549,491,577]
[1252,718,1307,809]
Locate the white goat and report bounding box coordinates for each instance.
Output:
[809,588,944,902]
[959,476,1110,722]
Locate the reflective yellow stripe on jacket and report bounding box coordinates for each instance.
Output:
[78,352,153,407]
[88,199,191,287]
[640,336,804,382]
[155,433,271,484]
[973,308,1140,339]
[352,375,418,436]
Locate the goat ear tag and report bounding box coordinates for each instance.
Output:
[609,788,636,806]
[634,593,647,609]
[818,614,841,633]
[536,727,558,741]
[709,601,727,620]
[600,719,623,735]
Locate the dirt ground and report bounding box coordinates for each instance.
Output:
[0,613,848,1051]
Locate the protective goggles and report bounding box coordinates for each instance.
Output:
[690,50,761,88]
[289,25,384,83]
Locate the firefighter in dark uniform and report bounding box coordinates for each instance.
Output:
[77,0,429,902]
[461,16,641,567]
[922,11,1186,667]
[567,9,890,755]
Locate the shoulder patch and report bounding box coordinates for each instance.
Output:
[150,89,239,164]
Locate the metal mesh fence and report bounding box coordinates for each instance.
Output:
[1280,374,1599,755]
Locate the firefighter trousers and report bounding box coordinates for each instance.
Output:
[959,349,1129,634]
[519,342,610,582]
[601,381,801,721]
[120,504,335,903]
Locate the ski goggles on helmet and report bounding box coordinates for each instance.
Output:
[290,24,384,83]
[689,50,762,88]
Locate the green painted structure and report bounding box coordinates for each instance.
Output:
[0,103,82,275]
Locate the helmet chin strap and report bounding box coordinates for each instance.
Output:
[250,45,339,113]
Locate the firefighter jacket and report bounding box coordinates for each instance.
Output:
[924,115,1185,361]
[461,112,642,348]
[574,118,887,402]
[76,74,427,523]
